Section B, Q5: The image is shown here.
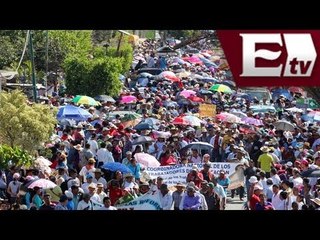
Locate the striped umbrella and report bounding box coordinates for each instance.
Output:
[72,95,101,106]
[209,84,233,94]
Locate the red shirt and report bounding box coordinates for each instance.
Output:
[250,194,260,210]
[109,187,123,205]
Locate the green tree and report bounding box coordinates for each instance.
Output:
[47,30,93,72]
[64,55,123,97]
[0,144,32,169]
[0,90,57,153]
[105,42,133,73]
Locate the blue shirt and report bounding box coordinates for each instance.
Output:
[127,163,141,179]
[183,195,201,210]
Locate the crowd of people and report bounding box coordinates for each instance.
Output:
[1,37,320,210]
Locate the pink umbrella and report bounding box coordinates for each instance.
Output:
[180,90,196,98]
[241,117,264,126]
[183,56,203,65]
[134,153,160,167]
[159,71,181,82]
[120,96,137,104]
[216,112,242,123]
[28,179,57,189]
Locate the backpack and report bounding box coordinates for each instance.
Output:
[60,178,73,193]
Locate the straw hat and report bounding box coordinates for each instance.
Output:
[260,146,270,153]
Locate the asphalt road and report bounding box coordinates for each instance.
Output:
[225,193,247,210]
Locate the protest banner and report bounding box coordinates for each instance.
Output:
[145,163,238,187]
[199,104,216,118]
[227,166,245,190]
[116,192,162,210]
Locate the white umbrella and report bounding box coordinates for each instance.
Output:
[285,107,304,113]
[274,120,295,131]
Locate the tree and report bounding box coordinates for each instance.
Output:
[0,90,57,154]
[64,55,123,97]
[105,42,133,73]
[0,144,32,169]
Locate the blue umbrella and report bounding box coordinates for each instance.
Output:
[201,77,219,83]
[57,105,92,121]
[134,122,153,131]
[271,89,293,101]
[199,57,219,68]
[102,162,132,174]
[141,118,160,126]
[138,72,153,78]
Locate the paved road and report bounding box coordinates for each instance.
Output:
[225,192,247,210]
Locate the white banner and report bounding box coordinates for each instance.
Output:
[116,192,162,210]
[145,163,239,187]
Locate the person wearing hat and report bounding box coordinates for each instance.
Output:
[159,184,173,210]
[79,143,94,169]
[7,172,22,204]
[64,191,75,210]
[200,163,214,182]
[258,146,274,178]
[87,183,100,203]
[249,185,263,210]
[77,193,93,210]
[186,165,204,189]
[139,182,150,195]
[122,151,132,167]
[172,183,185,210]
[54,195,69,210]
[123,172,139,190]
[79,157,96,184]
[93,168,107,189]
[182,186,202,210]
[81,173,94,194]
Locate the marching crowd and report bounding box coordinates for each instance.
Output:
[1,37,320,210]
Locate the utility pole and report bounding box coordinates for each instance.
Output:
[29,30,37,103]
[45,30,49,97]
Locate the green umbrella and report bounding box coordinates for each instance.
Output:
[72,95,101,106]
[121,113,142,122]
[209,84,233,94]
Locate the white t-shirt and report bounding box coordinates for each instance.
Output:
[87,139,99,156]
[77,200,93,210]
[96,148,114,164]
[79,167,96,183]
[98,206,117,210]
[93,177,107,189]
[8,180,22,197]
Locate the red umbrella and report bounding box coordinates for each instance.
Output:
[188,95,204,103]
[172,116,190,125]
[288,87,305,95]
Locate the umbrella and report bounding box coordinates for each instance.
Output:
[134,122,153,131]
[177,98,191,105]
[221,80,236,88]
[301,111,320,122]
[180,90,196,98]
[132,136,154,145]
[182,56,203,65]
[72,95,101,106]
[102,162,132,174]
[176,71,191,78]
[216,112,242,123]
[134,153,160,167]
[274,120,295,131]
[59,118,76,126]
[120,96,137,104]
[285,107,304,113]
[57,105,92,121]
[164,101,179,108]
[183,115,203,126]
[188,95,204,103]
[138,72,153,78]
[94,95,116,103]
[172,116,190,125]
[241,117,264,126]
[199,89,214,95]
[199,57,218,68]
[159,71,181,83]
[230,110,247,118]
[288,87,305,95]
[271,89,293,101]
[152,130,171,139]
[28,179,57,189]
[209,84,233,94]
[301,169,320,178]
[141,118,160,127]
[249,105,276,113]
[121,113,142,122]
[201,77,219,84]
